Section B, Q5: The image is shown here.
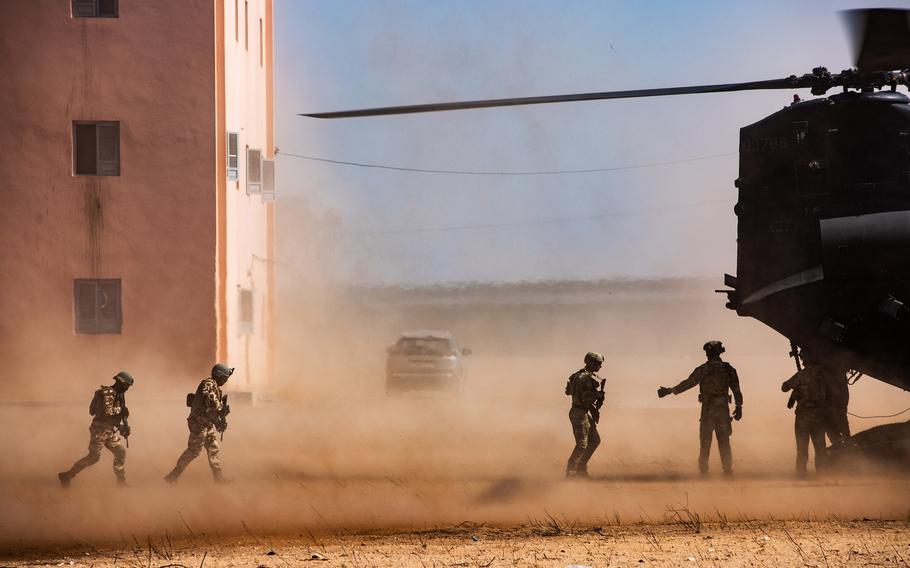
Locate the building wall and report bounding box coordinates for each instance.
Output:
[220,0,275,393]
[0,1,218,398]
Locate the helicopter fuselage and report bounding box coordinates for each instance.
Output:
[728,90,910,390]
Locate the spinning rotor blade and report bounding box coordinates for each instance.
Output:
[302,78,798,119]
[842,8,910,72]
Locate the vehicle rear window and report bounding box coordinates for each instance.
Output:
[394,338,456,356]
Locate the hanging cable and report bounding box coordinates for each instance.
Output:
[276,150,738,176]
[847,407,910,419]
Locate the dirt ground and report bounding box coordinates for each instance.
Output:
[2,519,909,567]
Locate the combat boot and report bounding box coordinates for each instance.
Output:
[164,469,181,484]
[57,471,74,488]
[116,474,128,487]
[212,470,231,484]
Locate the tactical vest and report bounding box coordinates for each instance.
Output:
[697,361,735,404]
[190,378,222,416]
[90,386,122,418]
[566,370,597,409]
[794,367,827,409]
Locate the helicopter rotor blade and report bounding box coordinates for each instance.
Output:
[301,78,799,119]
[842,8,910,72]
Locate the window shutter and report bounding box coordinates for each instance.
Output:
[73,0,97,17]
[97,0,117,17]
[247,148,262,194]
[75,280,98,330]
[261,159,275,202]
[227,132,239,180]
[96,123,120,176]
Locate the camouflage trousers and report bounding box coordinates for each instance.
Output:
[566,407,600,474]
[699,405,733,475]
[795,409,827,475]
[66,423,126,479]
[171,421,222,477]
[825,405,851,446]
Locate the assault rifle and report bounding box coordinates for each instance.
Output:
[117,393,131,448]
[590,378,606,424]
[215,394,230,441]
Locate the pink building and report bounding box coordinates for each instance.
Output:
[0,0,276,399]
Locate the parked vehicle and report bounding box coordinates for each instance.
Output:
[385,331,471,393]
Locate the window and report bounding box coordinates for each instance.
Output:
[262,159,275,202]
[72,0,118,17]
[74,279,122,334]
[793,121,809,145]
[259,19,263,66]
[247,148,262,194]
[238,289,254,334]
[227,132,239,180]
[74,121,120,176]
[244,1,249,51]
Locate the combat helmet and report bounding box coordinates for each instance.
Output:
[211,363,234,380]
[113,371,134,386]
[703,341,725,357]
[584,352,605,365]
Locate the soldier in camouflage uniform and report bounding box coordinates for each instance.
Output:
[164,364,233,484]
[781,351,829,477]
[565,352,606,479]
[823,365,852,447]
[658,341,743,478]
[58,371,134,487]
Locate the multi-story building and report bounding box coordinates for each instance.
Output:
[0,0,275,399]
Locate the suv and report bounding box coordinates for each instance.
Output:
[386,331,471,393]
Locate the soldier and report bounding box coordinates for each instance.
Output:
[164,364,233,484]
[824,365,852,447]
[658,341,743,478]
[58,371,134,487]
[781,351,828,477]
[565,352,606,479]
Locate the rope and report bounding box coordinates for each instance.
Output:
[847,407,910,419]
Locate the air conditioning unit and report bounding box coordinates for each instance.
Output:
[227,132,239,180]
[247,148,262,194]
[261,159,275,203]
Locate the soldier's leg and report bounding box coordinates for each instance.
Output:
[794,415,810,476]
[103,430,127,483]
[715,417,733,475]
[810,422,827,472]
[65,429,104,477]
[166,427,206,481]
[566,410,590,475]
[578,422,601,473]
[203,427,223,480]
[698,419,713,475]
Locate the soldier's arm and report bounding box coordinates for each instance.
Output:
[728,365,744,407]
[670,368,702,395]
[89,391,99,416]
[781,371,800,392]
[200,382,222,420]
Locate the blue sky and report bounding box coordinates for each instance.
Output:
[275,0,904,285]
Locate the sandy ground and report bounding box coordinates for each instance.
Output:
[2,520,909,567]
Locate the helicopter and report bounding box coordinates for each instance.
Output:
[303,9,910,460]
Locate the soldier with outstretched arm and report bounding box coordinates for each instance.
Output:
[658,341,743,478]
[164,364,233,484]
[58,371,134,487]
[565,352,606,479]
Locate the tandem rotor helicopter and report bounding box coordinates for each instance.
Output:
[303,9,910,460]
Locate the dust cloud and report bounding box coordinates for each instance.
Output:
[3,259,908,550]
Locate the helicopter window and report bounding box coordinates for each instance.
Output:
[793,121,809,145]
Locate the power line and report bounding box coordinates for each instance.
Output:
[276,150,738,176]
[343,198,732,236]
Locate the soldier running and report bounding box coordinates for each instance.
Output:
[781,350,829,477]
[565,352,606,479]
[164,364,233,484]
[658,341,743,478]
[58,371,134,487]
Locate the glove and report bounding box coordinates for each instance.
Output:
[214,417,227,432]
[657,387,673,398]
[120,424,131,437]
[733,405,742,421]
[787,398,795,409]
